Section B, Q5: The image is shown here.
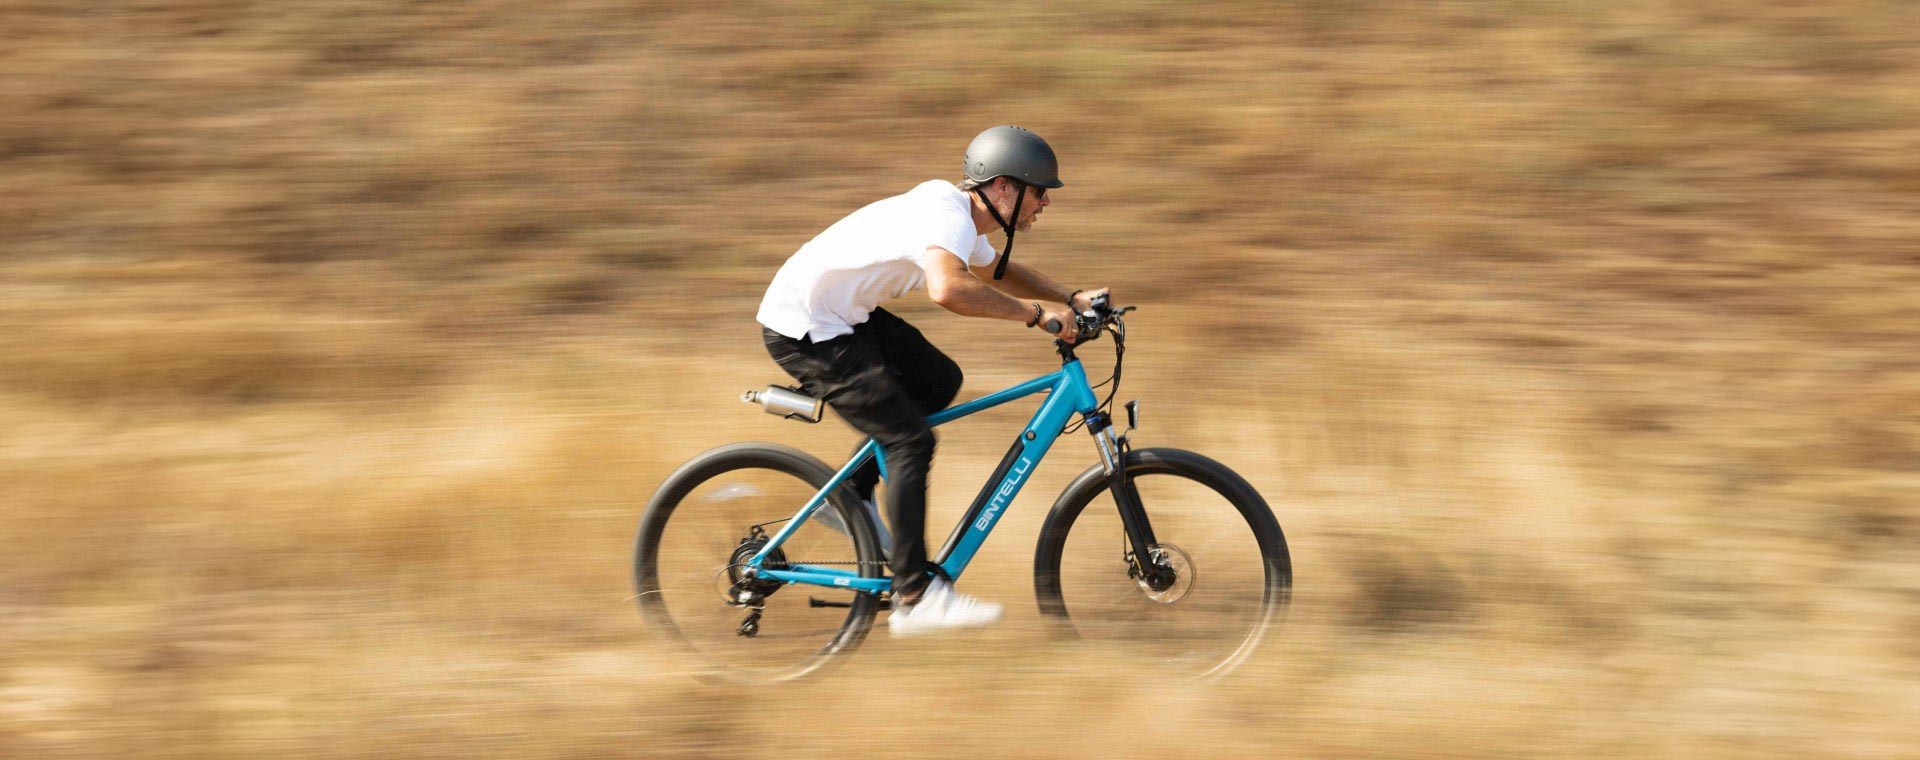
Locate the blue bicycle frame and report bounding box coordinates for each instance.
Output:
[746,358,1108,596]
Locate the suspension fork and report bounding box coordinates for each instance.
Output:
[1087,413,1164,584]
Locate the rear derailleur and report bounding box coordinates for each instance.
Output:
[726,527,787,637]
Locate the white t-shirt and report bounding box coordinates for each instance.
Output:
[757,180,999,342]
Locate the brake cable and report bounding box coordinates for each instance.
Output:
[1061,319,1127,435]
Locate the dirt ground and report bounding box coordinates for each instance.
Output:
[3,2,1917,758]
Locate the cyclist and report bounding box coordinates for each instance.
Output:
[757,125,1109,636]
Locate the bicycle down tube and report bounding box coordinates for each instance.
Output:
[748,359,1102,595]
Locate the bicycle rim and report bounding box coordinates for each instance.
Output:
[1044,464,1288,678]
[635,448,878,681]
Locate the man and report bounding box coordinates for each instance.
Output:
[756,125,1109,636]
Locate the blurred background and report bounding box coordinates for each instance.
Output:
[3,1,1917,757]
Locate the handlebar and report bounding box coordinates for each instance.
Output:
[1046,292,1133,344]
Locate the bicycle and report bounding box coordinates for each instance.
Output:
[633,295,1291,681]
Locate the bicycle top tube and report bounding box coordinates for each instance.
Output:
[926,361,1094,428]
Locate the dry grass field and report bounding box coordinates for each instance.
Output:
[3,2,1917,758]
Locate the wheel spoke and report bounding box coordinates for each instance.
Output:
[634,445,882,682]
[1036,449,1289,678]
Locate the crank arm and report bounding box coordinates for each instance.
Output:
[809,596,892,611]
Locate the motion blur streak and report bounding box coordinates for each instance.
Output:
[2,2,1916,758]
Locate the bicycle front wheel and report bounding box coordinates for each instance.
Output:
[1033,448,1291,678]
[634,443,883,682]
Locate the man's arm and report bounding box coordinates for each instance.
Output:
[983,258,1072,304]
[985,257,1109,313]
[923,248,1077,341]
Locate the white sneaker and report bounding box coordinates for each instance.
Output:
[887,579,1003,637]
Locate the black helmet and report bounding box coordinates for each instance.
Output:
[962,126,1062,279]
[964,125,1065,189]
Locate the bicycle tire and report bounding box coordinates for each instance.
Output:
[1033,447,1291,678]
[634,442,883,682]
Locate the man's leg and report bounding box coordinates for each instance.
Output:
[866,308,965,415]
[839,309,962,505]
[764,326,940,600]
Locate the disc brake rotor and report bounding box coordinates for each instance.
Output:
[1136,543,1194,603]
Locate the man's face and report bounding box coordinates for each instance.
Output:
[996,179,1050,232]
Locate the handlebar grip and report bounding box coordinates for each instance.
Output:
[1045,318,1062,333]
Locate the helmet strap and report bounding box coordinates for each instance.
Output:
[973,180,1026,280]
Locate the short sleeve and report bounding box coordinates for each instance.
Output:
[916,188,987,268]
[969,236,999,268]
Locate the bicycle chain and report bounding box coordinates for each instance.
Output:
[726,559,889,640]
[774,559,891,569]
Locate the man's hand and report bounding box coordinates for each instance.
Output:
[1036,303,1078,342]
[1070,287,1111,313]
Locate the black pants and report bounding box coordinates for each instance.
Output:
[762,308,963,597]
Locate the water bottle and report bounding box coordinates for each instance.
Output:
[742,385,824,423]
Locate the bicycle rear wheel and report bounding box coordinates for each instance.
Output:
[634,443,883,682]
[1033,448,1290,678]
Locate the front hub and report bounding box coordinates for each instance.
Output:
[1130,543,1194,604]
